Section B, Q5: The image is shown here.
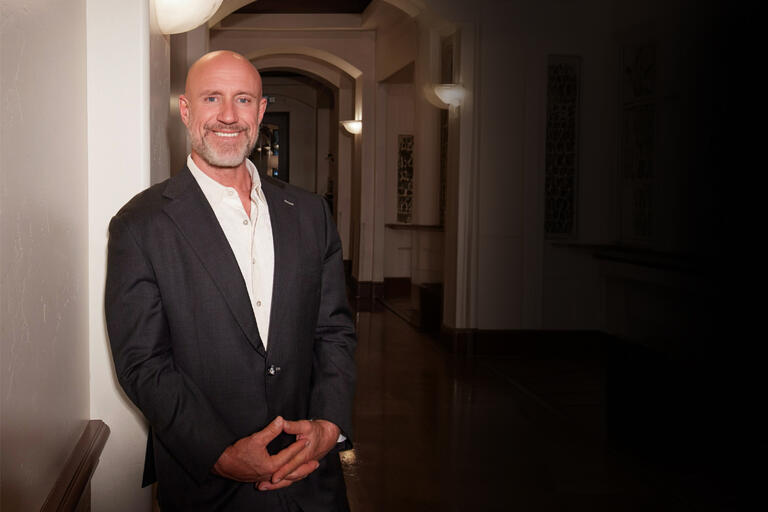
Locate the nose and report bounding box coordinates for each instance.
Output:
[217,99,237,124]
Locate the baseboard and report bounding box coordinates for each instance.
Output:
[382,277,411,298]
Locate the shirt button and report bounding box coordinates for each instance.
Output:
[252,258,257,264]
[242,219,249,225]
[227,190,234,196]
[256,300,262,307]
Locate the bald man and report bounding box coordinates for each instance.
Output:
[105,51,356,511]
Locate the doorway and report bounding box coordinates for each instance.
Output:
[251,112,290,182]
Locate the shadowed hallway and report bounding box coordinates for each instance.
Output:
[342,308,753,511]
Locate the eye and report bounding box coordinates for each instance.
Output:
[203,96,218,103]
[236,97,251,104]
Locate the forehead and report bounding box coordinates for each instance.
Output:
[188,58,261,95]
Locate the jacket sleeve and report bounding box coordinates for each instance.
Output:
[105,213,236,484]
[308,198,357,447]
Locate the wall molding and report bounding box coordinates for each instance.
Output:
[41,420,110,512]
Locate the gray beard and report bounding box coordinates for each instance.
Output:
[191,130,257,168]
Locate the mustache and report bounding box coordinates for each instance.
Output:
[205,124,249,133]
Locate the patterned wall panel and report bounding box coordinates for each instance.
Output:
[545,55,581,237]
[397,134,414,223]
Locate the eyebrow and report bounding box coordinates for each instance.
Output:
[198,90,258,98]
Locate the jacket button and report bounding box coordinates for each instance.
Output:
[267,365,281,376]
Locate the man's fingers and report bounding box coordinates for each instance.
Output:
[283,460,320,481]
[259,461,319,491]
[271,442,313,483]
[252,416,284,444]
[268,438,309,472]
[257,478,294,491]
[282,419,312,436]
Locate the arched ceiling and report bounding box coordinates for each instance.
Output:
[243,47,363,78]
[235,1,373,13]
[209,0,423,27]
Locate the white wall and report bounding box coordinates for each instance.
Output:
[375,16,417,82]
[383,84,415,278]
[87,0,153,510]
[150,31,171,183]
[169,26,209,176]
[1,1,90,509]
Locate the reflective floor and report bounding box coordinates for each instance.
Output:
[341,309,752,511]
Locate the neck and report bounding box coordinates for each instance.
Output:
[191,152,251,193]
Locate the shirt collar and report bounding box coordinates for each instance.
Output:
[187,154,263,207]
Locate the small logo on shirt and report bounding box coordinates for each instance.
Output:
[283,199,295,206]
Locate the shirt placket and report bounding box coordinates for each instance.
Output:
[249,188,267,347]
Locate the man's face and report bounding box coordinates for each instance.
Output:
[179,53,267,168]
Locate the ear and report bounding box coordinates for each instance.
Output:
[179,95,191,126]
[257,97,268,126]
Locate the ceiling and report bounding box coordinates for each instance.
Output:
[236,0,373,14]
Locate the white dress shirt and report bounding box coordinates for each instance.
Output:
[188,155,274,349]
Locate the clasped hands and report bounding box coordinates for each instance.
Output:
[213,416,339,490]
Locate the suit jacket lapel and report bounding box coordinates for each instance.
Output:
[162,168,265,357]
[260,176,299,353]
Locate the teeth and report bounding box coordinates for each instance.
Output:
[213,131,239,138]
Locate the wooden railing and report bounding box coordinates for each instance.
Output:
[40,420,110,512]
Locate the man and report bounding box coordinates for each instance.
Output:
[105,51,356,511]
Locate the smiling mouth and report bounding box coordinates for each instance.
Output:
[212,131,240,138]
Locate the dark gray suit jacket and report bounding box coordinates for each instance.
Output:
[105,167,356,511]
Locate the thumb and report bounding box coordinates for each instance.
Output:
[253,416,284,443]
[282,419,311,436]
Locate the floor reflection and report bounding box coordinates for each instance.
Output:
[342,309,745,511]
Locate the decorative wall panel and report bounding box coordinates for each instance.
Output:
[397,134,414,223]
[545,55,581,237]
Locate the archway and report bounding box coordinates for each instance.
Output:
[248,55,358,263]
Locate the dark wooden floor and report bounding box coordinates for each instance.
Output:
[341,308,759,511]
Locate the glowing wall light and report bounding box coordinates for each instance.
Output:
[433,84,466,108]
[340,120,362,135]
[153,0,223,35]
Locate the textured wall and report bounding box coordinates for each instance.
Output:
[0,0,90,509]
[87,0,154,509]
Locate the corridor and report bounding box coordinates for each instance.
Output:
[342,308,744,511]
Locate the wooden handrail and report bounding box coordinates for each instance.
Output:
[40,420,110,512]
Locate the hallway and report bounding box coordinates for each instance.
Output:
[342,308,744,511]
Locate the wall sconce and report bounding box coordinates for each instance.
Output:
[340,120,362,135]
[153,0,223,34]
[433,84,466,108]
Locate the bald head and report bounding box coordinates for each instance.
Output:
[185,50,263,98]
[179,51,268,171]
